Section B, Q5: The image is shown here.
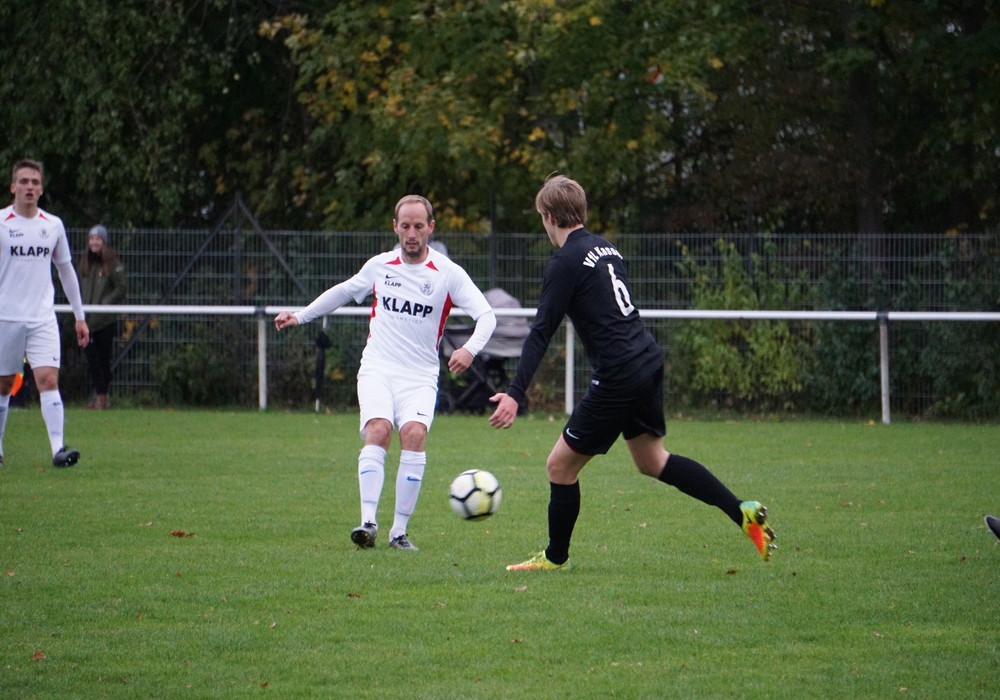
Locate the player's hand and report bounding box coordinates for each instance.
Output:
[447,347,474,374]
[274,311,299,331]
[488,393,518,429]
[75,320,90,348]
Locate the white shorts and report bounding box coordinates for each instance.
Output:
[0,319,61,375]
[357,365,438,438]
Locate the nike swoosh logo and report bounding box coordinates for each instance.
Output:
[416,411,429,417]
[406,476,421,482]
[565,429,580,440]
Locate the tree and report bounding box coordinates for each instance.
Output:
[682,0,1000,235]
[0,1,305,228]
[262,0,741,233]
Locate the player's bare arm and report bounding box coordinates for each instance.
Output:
[274,311,299,331]
[488,392,519,429]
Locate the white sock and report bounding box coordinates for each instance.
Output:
[39,390,65,456]
[358,445,387,526]
[391,450,426,539]
[0,393,9,457]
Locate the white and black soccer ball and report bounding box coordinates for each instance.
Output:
[448,469,502,520]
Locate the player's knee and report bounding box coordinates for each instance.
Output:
[362,418,393,448]
[32,371,59,392]
[398,421,427,450]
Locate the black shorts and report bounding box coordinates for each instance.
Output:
[562,364,666,456]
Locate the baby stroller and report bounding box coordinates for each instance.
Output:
[439,288,530,414]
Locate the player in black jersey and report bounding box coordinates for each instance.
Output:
[489,175,775,570]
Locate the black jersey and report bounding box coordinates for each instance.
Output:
[506,228,663,406]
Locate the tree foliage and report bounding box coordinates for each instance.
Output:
[1,1,996,234]
[674,238,815,410]
[261,1,741,232]
[0,1,303,228]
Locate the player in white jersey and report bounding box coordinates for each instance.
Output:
[275,195,496,551]
[0,159,90,468]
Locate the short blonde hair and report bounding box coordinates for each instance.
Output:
[535,175,588,228]
[11,158,44,184]
[394,195,434,221]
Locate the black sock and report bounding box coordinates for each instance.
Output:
[658,454,743,526]
[545,481,580,565]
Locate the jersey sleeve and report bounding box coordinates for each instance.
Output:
[505,257,574,405]
[447,262,492,321]
[295,257,381,324]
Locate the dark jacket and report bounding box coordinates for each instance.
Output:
[77,259,127,332]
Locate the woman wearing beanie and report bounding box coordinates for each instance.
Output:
[77,225,126,409]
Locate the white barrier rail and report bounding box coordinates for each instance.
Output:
[57,305,1000,423]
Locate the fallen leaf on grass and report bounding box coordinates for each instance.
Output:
[7,571,14,577]
[171,530,194,537]
[32,650,46,661]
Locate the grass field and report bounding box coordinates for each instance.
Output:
[2,408,998,698]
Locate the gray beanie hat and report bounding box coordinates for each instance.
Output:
[89,224,109,243]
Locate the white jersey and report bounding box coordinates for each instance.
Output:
[297,248,493,377]
[0,205,73,322]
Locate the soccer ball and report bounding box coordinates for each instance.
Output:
[448,469,502,520]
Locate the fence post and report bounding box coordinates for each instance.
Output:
[258,309,268,411]
[879,313,890,424]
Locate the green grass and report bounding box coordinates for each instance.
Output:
[2,409,999,698]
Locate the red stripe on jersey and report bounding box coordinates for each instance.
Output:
[436,294,454,350]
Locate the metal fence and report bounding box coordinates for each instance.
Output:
[50,221,1000,417]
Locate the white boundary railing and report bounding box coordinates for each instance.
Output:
[57,305,1000,424]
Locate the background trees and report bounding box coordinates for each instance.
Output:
[0,1,302,228]
[1,1,996,235]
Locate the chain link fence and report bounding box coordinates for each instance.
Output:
[50,220,1000,418]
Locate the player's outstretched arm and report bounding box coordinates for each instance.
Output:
[488,393,519,429]
[274,311,300,331]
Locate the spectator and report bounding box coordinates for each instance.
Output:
[77,224,126,409]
